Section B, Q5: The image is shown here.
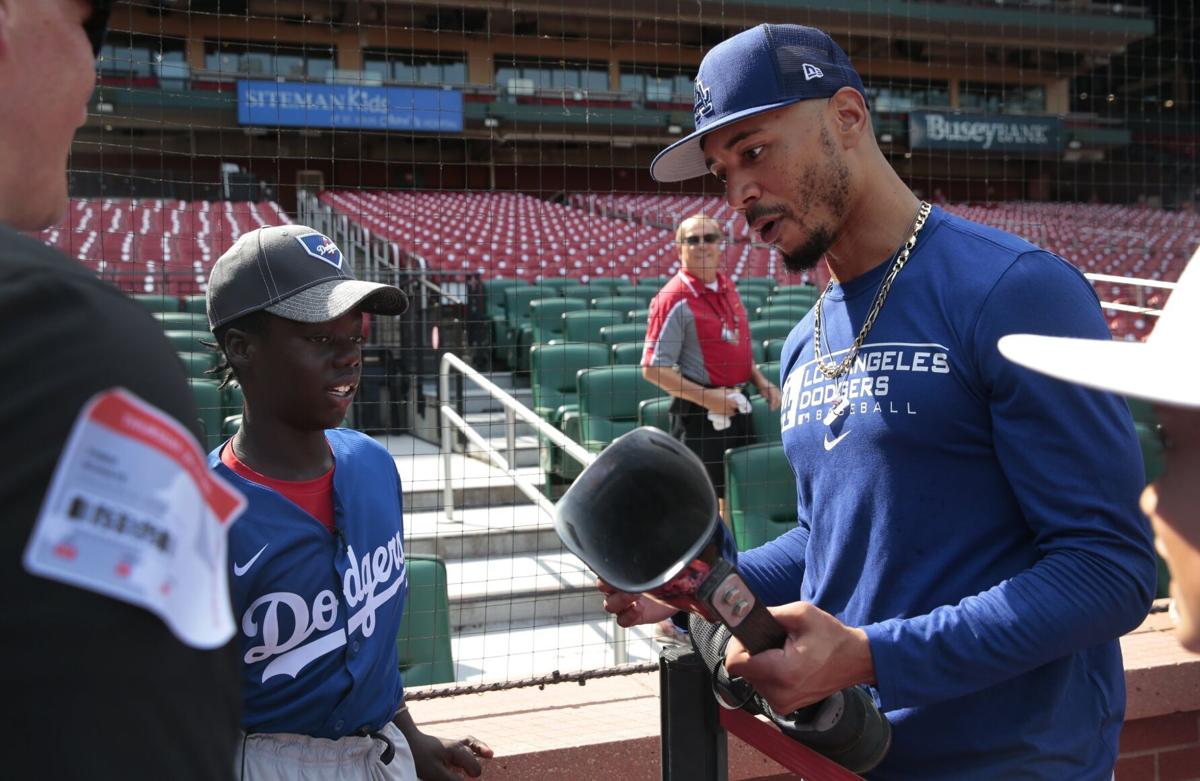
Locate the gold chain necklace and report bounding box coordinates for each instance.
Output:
[813,201,932,419]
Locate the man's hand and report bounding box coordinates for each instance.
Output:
[761,383,782,411]
[407,730,493,780]
[703,387,742,417]
[598,579,678,627]
[724,601,876,716]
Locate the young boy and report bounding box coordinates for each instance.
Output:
[206,225,491,780]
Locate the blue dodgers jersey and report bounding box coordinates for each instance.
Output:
[210,429,407,739]
[740,207,1155,780]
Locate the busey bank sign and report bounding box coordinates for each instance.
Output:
[237,81,463,132]
[909,111,1063,152]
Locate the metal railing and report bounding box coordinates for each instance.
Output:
[1087,272,1178,317]
[437,352,593,520]
[437,351,629,663]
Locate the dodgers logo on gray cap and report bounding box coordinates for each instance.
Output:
[206,225,407,331]
[650,24,866,183]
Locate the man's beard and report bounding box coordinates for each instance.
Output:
[781,226,836,273]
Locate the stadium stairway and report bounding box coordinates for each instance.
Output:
[381,429,659,686]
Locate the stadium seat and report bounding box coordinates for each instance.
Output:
[637,396,672,433]
[133,293,179,313]
[531,343,609,425]
[754,304,808,325]
[764,338,787,362]
[577,365,665,453]
[754,361,781,391]
[562,309,624,343]
[584,278,623,296]
[725,442,797,550]
[626,310,650,325]
[188,378,223,451]
[1126,396,1159,429]
[504,290,557,372]
[740,276,778,291]
[1135,422,1170,599]
[737,290,767,315]
[181,294,208,314]
[750,395,781,442]
[529,297,587,344]
[610,341,645,365]
[178,351,217,380]
[483,279,529,367]
[395,553,455,686]
[638,275,672,289]
[590,295,639,313]
[223,381,244,421]
[534,278,579,295]
[768,286,820,308]
[751,340,766,365]
[598,322,645,346]
[749,320,795,344]
[531,343,610,481]
[163,329,211,355]
[155,311,210,331]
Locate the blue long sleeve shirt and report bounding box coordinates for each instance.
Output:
[740,207,1156,780]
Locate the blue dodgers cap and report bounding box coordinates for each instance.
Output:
[650,24,866,183]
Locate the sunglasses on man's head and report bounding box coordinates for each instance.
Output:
[681,233,722,245]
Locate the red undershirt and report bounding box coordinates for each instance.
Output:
[221,442,336,533]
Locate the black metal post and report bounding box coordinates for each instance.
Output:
[659,645,727,781]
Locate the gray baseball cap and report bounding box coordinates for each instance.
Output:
[206,225,407,330]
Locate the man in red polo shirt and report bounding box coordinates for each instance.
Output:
[642,214,781,505]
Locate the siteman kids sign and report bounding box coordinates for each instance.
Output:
[237,81,463,132]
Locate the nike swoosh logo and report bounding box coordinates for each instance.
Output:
[233,544,269,577]
[823,431,851,451]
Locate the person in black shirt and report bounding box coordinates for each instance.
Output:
[0,2,241,778]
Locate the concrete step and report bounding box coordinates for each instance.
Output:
[380,433,549,512]
[444,550,605,633]
[405,503,558,560]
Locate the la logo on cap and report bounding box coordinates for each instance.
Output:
[694,78,715,122]
[295,232,343,269]
[803,63,825,81]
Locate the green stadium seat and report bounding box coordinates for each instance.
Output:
[163,329,211,355]
[180,295,208,314]
[562,309,624,343]
[504,290,557,372]
[725,442,797,550]
[753,304,808,325]
[590,295,639,313]
[637,396,672,433]
[598,322,645,346]
[576,365,665,453]
[531,343,609,424]
[764,338,787,362]
[534,278,579,295]
[740,276,778,292]
[133,293,179,313]
[483,278,529,319]
[626,310,650,325]
[529,297,587,344]
[178,350,217,380]
[1126,396,1158,429]
[749,320,795,344]
[222,415,242,437]
[1135,421,1171,599]
[754,361,781,392]
[155,311,210,331]
[557,409,585,481]
[223,381,244,421]
[615,283,640,297]
[637,275,672,289]
[531,343,610,480]
[583,278,623,296]
[610,341,645,365]
[188,378,223,451]
[737,290,767,315]
[751,340,766,365]
[396,553,455,686]
[768,286,820,308]
[750,394,781,442]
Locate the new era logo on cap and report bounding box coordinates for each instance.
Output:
[803,63,824,81]
[295,232,343,269]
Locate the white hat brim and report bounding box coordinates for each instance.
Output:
[998,333,1200,409]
